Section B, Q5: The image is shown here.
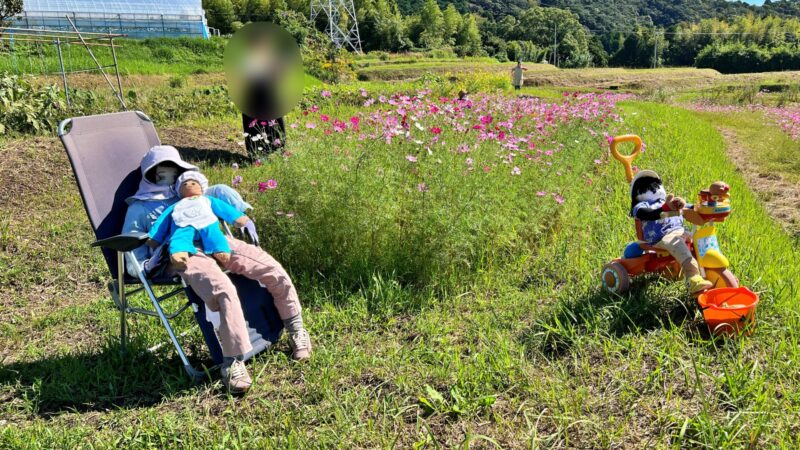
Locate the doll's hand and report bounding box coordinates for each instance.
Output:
[170,252,190,271]
[233,215,249,228]
[143,243,167,275]
[235,216,259,246]
[670,196,687,210]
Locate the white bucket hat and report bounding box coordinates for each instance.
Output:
[629,169,660,197]
[175,170,209,194]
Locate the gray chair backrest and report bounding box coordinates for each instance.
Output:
[59,111,161,276]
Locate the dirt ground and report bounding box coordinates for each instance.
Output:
[719,127,800,238]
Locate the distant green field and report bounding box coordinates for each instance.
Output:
[0,37,226,75]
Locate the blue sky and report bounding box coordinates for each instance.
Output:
[736,0,764,4]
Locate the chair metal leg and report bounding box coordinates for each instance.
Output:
[129,252,208,381]
[117,252,127,355]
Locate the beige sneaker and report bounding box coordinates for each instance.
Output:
[289,329,312,361]
[221,359,252,394]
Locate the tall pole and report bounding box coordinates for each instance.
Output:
[653,30,659,69]
[55,37,71,106]
[110,35,124,99]
[553,23,558,67]
[65,15,127,110]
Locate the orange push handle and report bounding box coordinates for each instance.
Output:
[610,135,643,182]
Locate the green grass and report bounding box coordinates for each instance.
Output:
[0,37,227,76]
[355,58,553,81]
[2,84,800,447]
[694,110,800,183]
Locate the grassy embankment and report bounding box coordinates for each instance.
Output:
[2,70,800,448]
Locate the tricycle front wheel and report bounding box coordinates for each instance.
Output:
[602,261,630,294]
[705,268,739,289]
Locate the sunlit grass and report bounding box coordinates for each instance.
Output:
[2,80,800,447]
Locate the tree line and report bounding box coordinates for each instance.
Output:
[202,0,800,72]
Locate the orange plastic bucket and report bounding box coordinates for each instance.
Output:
[697,287,759,336]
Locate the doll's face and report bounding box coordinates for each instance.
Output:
[635,179,666,203]
[154,164,178,186]
[179,179,203,198]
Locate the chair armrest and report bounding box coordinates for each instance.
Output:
[91,232,149,252]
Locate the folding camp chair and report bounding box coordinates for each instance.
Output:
[58,110,283,381]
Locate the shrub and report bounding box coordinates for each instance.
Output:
[151,46,176,62]
[168,75,187,88]
[0,74,65,135]
[695,43,783,73]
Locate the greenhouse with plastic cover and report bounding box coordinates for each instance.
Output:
[9,0,210,38]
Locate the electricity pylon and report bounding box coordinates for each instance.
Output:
[310,0,362,53]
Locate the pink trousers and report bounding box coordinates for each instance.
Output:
[179,237,302,357]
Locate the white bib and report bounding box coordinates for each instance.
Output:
[172,196,218,229]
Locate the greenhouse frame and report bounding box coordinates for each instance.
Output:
[12,0,210,38]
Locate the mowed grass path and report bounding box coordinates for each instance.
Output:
[1,97,800,447]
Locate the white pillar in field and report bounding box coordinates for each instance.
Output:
[310,0,362,53]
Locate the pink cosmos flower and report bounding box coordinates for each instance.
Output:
[406,155,417,162]
[483,166,491,173]
[360,88,368,97]
[536,191,547,197]
[320,114,330,122]
[349,116,360,128]
[255,159,263,167]
[466,158,473,166]
[417,182,428,192]
[594,159,602,164]
[306,122,317,129]
[266,179,278,189]
[554,194,565,204]
[511,166,521,175]
[310,105,320,113]
[333,119,347,132]
[479,115,493,125]
[321,90,332,98]
[232,175,242,187]
[258,182,268,192]
[430,127,442,135]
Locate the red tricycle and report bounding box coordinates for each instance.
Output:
[600,135,738,295]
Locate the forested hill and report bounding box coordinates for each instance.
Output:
[394,0,530,18]
[395,0,800,30]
